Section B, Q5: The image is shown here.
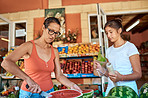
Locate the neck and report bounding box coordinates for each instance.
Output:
[114,38,125,48]
[37,37,51,48]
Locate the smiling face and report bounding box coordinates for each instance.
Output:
[105,26,121,43]
[44,22,60,43]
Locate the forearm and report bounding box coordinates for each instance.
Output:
[56,74,74,88]
[121,71,142,81]
[1,59,30,81]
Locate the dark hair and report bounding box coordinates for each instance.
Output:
[43,17,61,28]
[104,19,123,33]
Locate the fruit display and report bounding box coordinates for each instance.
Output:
[49,89,83,98]
[2,60,24,79]
[62,60,94,75]
[57,43,100,57]
[60,59,66,72]
[81,60,93,74]
[2,47,24,79]
[57,45,68,57]
[4,49,14,57]
[82,89,94,98]
[63,61,81,74]
[89,43,100,55]
[19,61,25,71]
[107,86,138,98]
[78,44,90,56]
[67,43,79,56]
[5,72,13,77]
[0,85,19,98]
[139,83,148,98]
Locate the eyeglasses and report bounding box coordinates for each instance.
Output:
[47,28,61,36]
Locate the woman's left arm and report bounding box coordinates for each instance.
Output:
[53,48,82,92]
[109,54,142,82]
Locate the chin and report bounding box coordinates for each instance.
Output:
[109,39,115,43]
[45,39,53,44]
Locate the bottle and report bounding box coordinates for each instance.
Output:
[106,62,117,86]
[106,62,115,75]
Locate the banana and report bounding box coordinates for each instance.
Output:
[6,72,13,76]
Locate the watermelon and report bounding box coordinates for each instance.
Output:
[49,89,83,98]
[107,86,138,98]
[103,96,120,98]
[139,83,148,98]
[82,89,94,98]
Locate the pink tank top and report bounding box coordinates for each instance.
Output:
[21,40,55,92]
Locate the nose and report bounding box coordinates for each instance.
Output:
[107,33,110,38]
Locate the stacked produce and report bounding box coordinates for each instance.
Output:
[67,44,79,55]
[62,60,94,74]
[89,43,100,55]
[63,61,81,74]
[81,61,93,74]
[60,59,66,72]
[57,43,100,57]
[78,44,89,55]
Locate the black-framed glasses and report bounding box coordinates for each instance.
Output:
[47,28,61,36]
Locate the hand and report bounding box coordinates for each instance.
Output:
[70,84,82,92]
[94,60,106,75]
[26,77,41,93]
[109,71,122,82]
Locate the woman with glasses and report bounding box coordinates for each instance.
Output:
[1,17,82,98]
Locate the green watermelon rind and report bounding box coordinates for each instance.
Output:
[104,96,120,98]
[139,83,148,98]
[83,89,94,98]
[49,89,83,98]
[107,86,138,98]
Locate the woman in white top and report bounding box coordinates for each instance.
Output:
[94,19,142,96]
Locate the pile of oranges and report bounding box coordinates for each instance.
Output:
[57,43,100,57]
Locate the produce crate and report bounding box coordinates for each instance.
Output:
[64,73,81,78]
[80,73,98,77]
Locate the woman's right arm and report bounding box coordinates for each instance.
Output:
[1,42,41,93]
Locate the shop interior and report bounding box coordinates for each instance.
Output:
[0,0,148,97]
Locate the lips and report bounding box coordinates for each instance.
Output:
[49,37,54,41]
[108,38,112,41]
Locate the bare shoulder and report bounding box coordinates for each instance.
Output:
[53,47,58,54]
[16,41,33,52]
[5,41,33,61]
[52,47,59,58]
[20,41,33,48]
